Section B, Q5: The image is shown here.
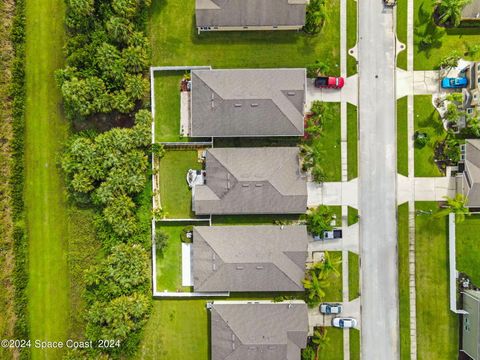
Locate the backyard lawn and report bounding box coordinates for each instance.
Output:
[347,0,357,76]
[414,0,480,70]
[397,96,408,177]
[347,103,358,180]
[148,0,340,70]
[136,300,209,360]
[397,203,411,360]
[456,215,480,286]
[415,202,458,359]
[396,0,408,70]
[413,95,444,177]
[348,252,360,301]
[159,150,202,219]
[316,327,344,360]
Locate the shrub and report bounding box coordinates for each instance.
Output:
[414,131,429,148]
[304,0,326,35]
[180,225,193,243]
[304,205,335,236]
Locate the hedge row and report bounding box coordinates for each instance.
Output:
[10,0,29,358]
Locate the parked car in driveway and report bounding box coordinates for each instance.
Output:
[313,229,343,241]
[441,77,468,89]
[320,303,342,315]
[383,0,396,6]
[332,317,357,328]
[314,76,345,89]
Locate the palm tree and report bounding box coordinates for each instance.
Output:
[303,271,330,306]
[311,327,329,360]
[436,0,472,27]
[435,194,470,223]
[319,251,342,277]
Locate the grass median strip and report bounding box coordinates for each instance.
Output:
[397,96,408,177]
[347,103,358,180]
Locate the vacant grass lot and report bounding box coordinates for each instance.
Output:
[397,0,408,70]
[159,150,201,219]
[136,300,209,360]
[316,327,344,360]
[397,96,408,177]
[456,215,480,286]
[347,103,358,180]
[414,0,480,70]
[347,0,357,76]
[25,0,71,358]
[397,203,411,360]
[348,252,360,301]
[415,202,458,359]
[149,0,340,69]
[414,96,444,177]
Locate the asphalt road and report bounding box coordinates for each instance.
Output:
[357,1,400,359]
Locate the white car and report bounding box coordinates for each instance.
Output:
[319,303,342,315]
[332,317,357,328]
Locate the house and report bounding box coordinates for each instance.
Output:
[461,2,480,23]
[192,147,307,215]
[192,225,308,292]
[461,290,480,360]
[208,301,308,360]
[195,0,308,33]
[457,139,480,208]
[461,62,480,115]
[190,69,306,137]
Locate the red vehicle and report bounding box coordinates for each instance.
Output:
[314,76,345,89]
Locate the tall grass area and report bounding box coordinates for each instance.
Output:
[397,203,411,360]
[347,103,358,180]
[415,202,458,359]
[397,96,408,176]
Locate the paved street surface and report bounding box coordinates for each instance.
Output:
[358,2,400,359]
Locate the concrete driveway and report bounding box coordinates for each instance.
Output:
[308,298,361,332]
[397,174,457,204]
[307,180,358,208]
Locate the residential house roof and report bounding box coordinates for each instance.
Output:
[462,2,480,20]
[459,139,480,207]
[195,0,308,28]
[210,301,308,360]
[190,69,306,137]
[193,147,307,215]
[192,225,308,292]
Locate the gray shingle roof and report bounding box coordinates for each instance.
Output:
[191,69,306,137]
[210,302,308,360]
[192,225,308,292]
[462,1,480,20]
[196,0,307,28]
[461,140,480,207]
[193,147,307,215]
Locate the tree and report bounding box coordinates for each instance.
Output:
[439,51,461,70]
[444,102,464,124]
[467,114,480,137]
[102,193,139,237]
[302,345,316,360]
[304,0,326,35]
[306,60,330,78]
[299,142,326,183]
[312,327,330,360]
[465,43,480,57]
[304,205,335,237]
[435,193,470,222]
[318,251,341,277]
[124,74,149,100]
[106,16,133,43]
[303,271,330,307]
[122,45,149,73]
[436,0,472,27]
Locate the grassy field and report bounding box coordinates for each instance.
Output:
[414,95,444,177]
[24,0,71,358]
[314,102,342,182]
[316,327,344,360]
[348,252,360,301]
[397,96,409,177]
[456,215,480,286]
[347,0,357,76]
[396,0,408,70]
[415,202,459,359]
[159,150,202,219]
[347,206,358,226]
[149,0,340,70]
[397,203,411,360]
[136,300,209,360]
[414,0,480,70]
[347,103,358,180]
[350,329,360,360]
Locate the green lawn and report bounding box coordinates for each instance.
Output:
[414,0,480,70]
[397,203,411,360]
[323,251,343,302]
[24,0,71,358]
[212,214,301,226]
[347,0,357,76]
[159,150,202,219]
[348,252,360,301]
[148,0,340,70]
[414,95,444,177]
[456,215,480,286]
[350,329,360,360]
[313,102,342,182]
[397,96,409,177]
[347,103,358,180]
[316,327,344,360]
[396,0,408,70]
[415,202,459,359]
[154,71,184,142]
[347,206,358,226]
[136,300,209,360]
